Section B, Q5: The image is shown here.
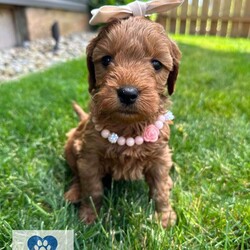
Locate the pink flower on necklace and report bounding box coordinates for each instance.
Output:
[143,124,159,142]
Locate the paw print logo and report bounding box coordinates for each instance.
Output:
[27,235,58,250]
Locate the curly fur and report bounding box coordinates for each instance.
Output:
[64,16,181,227]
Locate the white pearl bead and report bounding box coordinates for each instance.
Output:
[126,137,135,147]
[92,117,97,123]
[95,124,103,131]
[101,129,110,138]
[135,136,144,145]
[158,115,165,122]
[155,120,164,129]
[117,136,126,146]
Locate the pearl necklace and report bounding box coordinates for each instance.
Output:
[92,111,174,147]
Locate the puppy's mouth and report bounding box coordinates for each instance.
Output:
[117,104,139,115]
[119,109,138,115]
[113,106,146,123]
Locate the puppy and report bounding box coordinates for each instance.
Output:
[64,16,181,227]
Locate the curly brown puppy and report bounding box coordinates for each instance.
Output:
[64,16,181,227]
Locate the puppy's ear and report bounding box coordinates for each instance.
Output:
[86,39,97,94]
[167,39,181,95]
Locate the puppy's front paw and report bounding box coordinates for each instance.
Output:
[79,205,97,224]
[64,183,81,203]
[157,207,177,228]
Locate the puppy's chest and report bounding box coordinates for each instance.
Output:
[100,145,154,181]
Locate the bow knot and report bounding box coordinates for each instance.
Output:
[89,0,184,25]
[127,1,147,16]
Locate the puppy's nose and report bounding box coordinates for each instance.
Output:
[117,86,139,105]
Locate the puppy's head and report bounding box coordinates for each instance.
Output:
[87,17,181,123]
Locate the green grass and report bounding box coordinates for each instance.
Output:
[0,35,249,249]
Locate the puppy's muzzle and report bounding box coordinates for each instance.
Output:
[117,86,139,105]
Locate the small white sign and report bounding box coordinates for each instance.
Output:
[12,230,74,250]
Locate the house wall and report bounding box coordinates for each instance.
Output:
[25,8,88,40]
[0,0,87,12]
[0,0,88,49]
[0,7,17,48]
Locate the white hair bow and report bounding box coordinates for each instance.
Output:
[89,0,184,25]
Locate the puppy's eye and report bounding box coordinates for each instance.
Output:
[101,55,112,67]
[151,59,163,71]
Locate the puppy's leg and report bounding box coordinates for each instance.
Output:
[145,165,176,228]
[64,177,81,203]
[64,128,78,174]
[77,158,103,224]
[64,129,82,203]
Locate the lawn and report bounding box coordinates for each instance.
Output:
[0,35,249,249]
